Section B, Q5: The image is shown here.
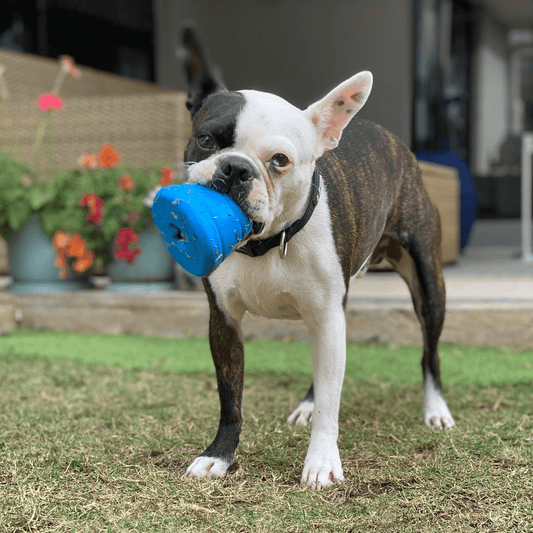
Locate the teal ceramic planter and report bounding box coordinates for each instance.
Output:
[105,223,174,292]
[7,213,92,292]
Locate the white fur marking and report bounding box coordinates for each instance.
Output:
[423,371,455,430]
[287,399,314,426]
[186,456,232,479]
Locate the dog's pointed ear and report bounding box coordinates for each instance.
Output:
[178,23,226,119]
[305,71,373,157]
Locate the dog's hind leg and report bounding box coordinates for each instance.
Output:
[374,201,455,430]
[287,294,351,427]
[287,383,314,426]
[186,279,245,479]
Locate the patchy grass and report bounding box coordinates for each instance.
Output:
[0,330,532,531]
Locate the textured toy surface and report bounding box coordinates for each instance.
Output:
[151,184,253,277]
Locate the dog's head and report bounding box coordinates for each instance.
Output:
[180,26,372,240]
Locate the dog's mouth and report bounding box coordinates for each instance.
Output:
[186,154,270,236]
[251,220,265,235]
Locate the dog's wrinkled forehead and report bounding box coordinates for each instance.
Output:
[185,90,315,163]
[235,90,316,157]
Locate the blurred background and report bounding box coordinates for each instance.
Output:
[1,0,533,247]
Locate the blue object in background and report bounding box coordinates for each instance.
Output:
[151,184,253,277]
[415,150,478,250]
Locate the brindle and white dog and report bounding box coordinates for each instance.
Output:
[179,26,454,490]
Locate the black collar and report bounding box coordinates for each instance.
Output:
[236,167,321,258]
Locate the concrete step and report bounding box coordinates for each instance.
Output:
[1,282,532,346]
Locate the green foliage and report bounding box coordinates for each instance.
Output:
[0,143,179,271]
[0,148,48,239]
[40,163,169,268]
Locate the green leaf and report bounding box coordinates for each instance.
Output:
[0,188,24,205]
[29,185,57,211]
[7,198,32,231]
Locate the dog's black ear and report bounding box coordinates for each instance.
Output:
[179,23,226,119]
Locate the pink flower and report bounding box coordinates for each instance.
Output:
[36,93,64,111]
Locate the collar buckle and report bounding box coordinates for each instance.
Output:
[279,230,288,259]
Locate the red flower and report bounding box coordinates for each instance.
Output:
[79,193,104,224]
[98,144,121,168]
[59,55,80,78]
[160,166,175,186]
[114,228,141,263]
[36,93,64,111]
[119,174,135,191]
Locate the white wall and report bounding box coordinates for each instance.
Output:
[154,0,414,145]
[471,11,510,176]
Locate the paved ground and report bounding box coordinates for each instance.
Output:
[349,219,533,309]
[1,220,532,345]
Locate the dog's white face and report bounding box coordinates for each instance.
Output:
[184,72,373,240]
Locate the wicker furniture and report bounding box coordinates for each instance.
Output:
[0,49,191,171]
[419,161,460,265]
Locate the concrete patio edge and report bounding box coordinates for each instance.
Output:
[1,289,532,347]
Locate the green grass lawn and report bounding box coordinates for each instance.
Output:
[0,328,532,532]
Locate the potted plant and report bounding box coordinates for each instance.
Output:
[41,144,179,291]
[1,56,181,291]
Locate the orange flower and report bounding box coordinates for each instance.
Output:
[53,231,70,251]
[66,233,86,258]
[73,250,94,273]
[79,153,97,169]
[53,254,69,279]
[119,174,135,191]
[52,231,93,276]
[98,144,121,168]
[36,93,64,111]
[59,55,80,78]
[160,166,175,186]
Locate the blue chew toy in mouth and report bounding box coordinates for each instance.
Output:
[151,184,253,277]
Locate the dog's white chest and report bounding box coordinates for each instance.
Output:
[210,252,306,320]
[208,193,347,323]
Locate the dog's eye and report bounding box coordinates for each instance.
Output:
[270,153,290,169]
[198,135,215,150]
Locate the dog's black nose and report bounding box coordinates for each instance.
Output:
[220,160,253,183]
[212,157,255,194]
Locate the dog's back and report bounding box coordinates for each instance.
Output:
[318,116,435,286]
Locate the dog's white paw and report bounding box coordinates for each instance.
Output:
[301,447,344,490]
[287,400,314,426]
[424,376,455,430]
[424,409,455,430]
[185,456,231,479]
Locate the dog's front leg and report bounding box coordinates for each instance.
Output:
[301,307,346,490]
[186,279,245,479]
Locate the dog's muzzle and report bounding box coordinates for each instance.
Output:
[210,156,256,195]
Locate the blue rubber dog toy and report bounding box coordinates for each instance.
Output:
[151,184,253,277]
